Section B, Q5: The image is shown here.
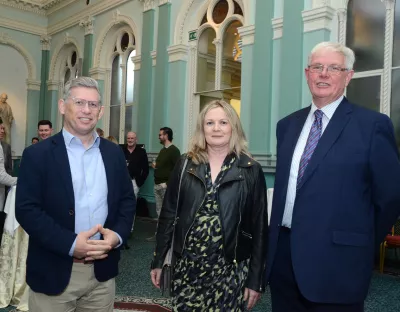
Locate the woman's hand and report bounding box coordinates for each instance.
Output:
[150,268,162,288]
[244,287,261,310]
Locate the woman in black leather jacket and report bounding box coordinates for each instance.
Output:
[150,100,268,311]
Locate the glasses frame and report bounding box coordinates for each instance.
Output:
[68,97,102,110]
[308,64,349,75]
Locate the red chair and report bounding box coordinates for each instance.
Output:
[380,219,400,273]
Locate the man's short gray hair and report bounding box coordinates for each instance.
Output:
[308,42,356,70]
[63,77,101,102]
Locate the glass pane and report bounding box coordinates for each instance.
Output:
[71,51,77,67]
[111,55,121,106]
[393,1,400,66]
[222,20,242,90]
[199,88,241,115]
[233,1,243,16]
[109,106,121,142]
[124,105,133,136]
[197,28,216,92]
[346,0,385,71]
[64,68,71,83]
[121,33,129,52]
[212,0,228,24]
[346,76,380,112]
[126,50,136,104]
[390,69,400,148]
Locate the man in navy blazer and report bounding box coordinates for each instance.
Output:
[266,42,400,312]
[16,77,135,311]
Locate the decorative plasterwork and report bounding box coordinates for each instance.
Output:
[0,32,36,79]
[302,6,335,33]
[89,67,107,80]
[175,0,195,44]
[312,0,331,7]
[138,0,156,12]
[337,8,346,45]
[159,0,170,5]
[272,17,283,39]
[237,25,255,46]
[132,55,142,70]
[167,44,189,63]
[0,17,47,36]
[40,35,51,50]
[79,16,95,35]
[26,79,41,91]
[0,0,80,16]
[93,12,140,68]
[47,0,129,35]
[47,79,60,91]
[151,50,157,67]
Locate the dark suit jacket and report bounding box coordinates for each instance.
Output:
[16,132,136,295]
[266,98,400,304]
[1,141,12,175]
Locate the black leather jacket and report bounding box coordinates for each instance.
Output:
[151,154,268,292]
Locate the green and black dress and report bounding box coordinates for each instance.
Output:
[172,156,249,311]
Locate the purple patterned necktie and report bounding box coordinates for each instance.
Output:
[297,109,323,189]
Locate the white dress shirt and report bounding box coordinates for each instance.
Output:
[281,95,344,228]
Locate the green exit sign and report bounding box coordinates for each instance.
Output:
[189,30,197,41]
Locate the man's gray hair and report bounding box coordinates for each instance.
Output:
[308,42,356,70]
[63,77,101,102]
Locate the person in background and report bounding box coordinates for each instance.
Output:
[31,137,39,145]
[37,120,53,141]
[106,136,118,144]
[96,127,104,138]
[146,127,180,242]
[151,100,268,311]
[266,41,400,312]
[16,77,136,312]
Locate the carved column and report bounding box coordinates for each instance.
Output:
[337,8,347,45]
[381,0,395,116]
[119,63,127,142]
[79,16,95,76]
[39,35,51,120]
[213,38,222,90]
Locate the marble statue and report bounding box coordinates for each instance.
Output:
[0,93,14,144]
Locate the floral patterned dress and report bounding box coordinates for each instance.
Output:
[172,156,249,311]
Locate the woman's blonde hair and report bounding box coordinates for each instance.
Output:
[187,99,250,164]
[106,135,118,144]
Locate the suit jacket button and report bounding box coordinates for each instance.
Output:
[69,210,74,216]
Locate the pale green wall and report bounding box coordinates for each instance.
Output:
[96,79,105,130]
[26,90,41,145]
[0,27,42,80]
[274,0,284,18]
[83,34,94,76]
[0,5,47,27]
[270,39,282,154]
[48,0,104,25]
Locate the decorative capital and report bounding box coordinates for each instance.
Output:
[167,44,189,63]
[159,0,171,5]
[47,79,61,91]
[139,0,156,12]
[382,0,395,9]
[237,25,255,46]
[79,16,95,35]
[212,38,222,46]
[271,17,283,40]
[112,10,122,25]
[40,35,52,50]
[89,67,107,80]
[26,79,41,91]
[131,55,142,70]
[0,32,11,44]
[64,32,72,44]
[313,0,330,7]
[302,6,335,33]
[337,8,347,22]
[151,50,157,67]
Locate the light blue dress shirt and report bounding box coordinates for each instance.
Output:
[281,95,343,228]
[64,129,122,256]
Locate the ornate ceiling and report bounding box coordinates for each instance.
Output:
[0,0,78,15]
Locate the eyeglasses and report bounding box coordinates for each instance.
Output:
[69,97,101,110]
[308,64,349,75]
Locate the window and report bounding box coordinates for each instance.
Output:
[196,0,244,115]
[109,30,136,142]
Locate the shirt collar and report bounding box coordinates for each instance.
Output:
[62,128,100,148]
[310,95,344,121]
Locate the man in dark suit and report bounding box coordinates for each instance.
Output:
[16,77,136,311]
[266,42,400,312]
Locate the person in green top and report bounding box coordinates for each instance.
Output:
[147,127,180,241]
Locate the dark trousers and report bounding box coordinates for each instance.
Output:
[0,211,5,247]
[269,228,364,312]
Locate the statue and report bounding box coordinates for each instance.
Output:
[0,93,14,144]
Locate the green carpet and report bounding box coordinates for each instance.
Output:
[2,218,400,311]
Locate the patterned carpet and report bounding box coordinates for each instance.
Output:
[2,218,400,311]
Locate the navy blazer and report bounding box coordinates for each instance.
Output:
[266,98,400,304]
[16,132,136,295]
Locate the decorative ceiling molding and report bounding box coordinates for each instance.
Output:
[47,0,129,35]
[0,16,46,36]
[0,0,80,15]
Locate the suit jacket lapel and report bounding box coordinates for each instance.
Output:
[297,98,353,190]
[51,132,75,206]
[99,139,115,209]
